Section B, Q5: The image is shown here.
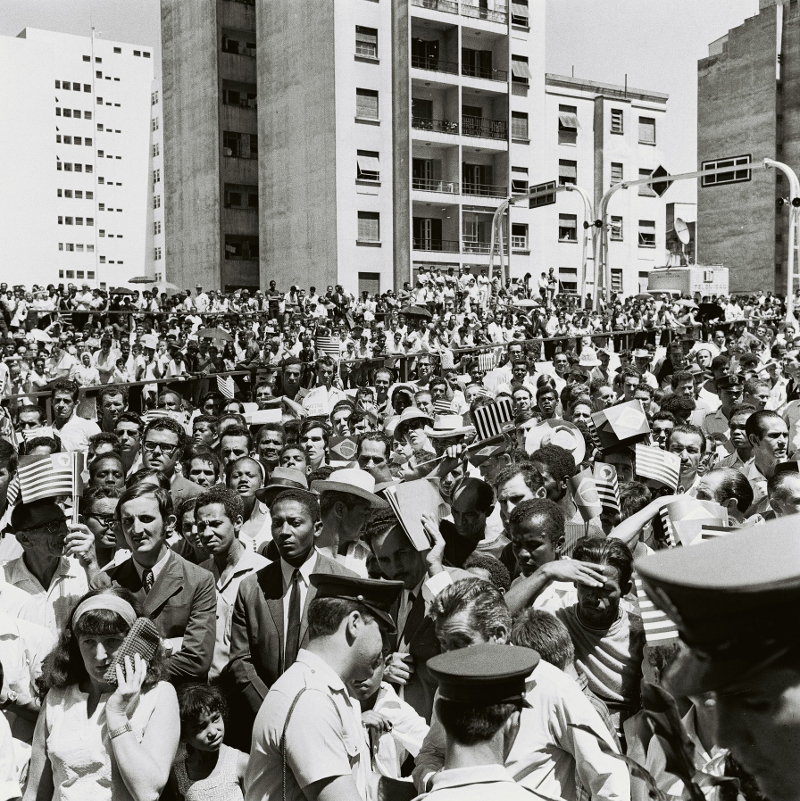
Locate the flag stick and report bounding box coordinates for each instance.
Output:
[413,428,513,470]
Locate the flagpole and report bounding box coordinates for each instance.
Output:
[72,453,80,525]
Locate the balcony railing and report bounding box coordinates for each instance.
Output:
[461,3,508,24]
[411,0,458,12]
[412,117,459,135]
[462,240,491,254]
[412,178,459,193]
[223,98,257,110]
[461,116,508,139]
[411,55,459,74]
[413,238,460,252]
[462,183,508,197]
[461,65,508,82]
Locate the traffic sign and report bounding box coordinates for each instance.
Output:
[528,180,557,208]
[650,165,672,197]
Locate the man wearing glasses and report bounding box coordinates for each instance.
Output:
[141,417,203,503]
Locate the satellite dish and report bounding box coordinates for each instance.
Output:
[674,218,690,245]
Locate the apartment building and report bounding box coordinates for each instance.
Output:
[161,0,548,294]
[148,80,167,282]
[0,28,156,290]
[697,0,800,294]
[540,74,669,298]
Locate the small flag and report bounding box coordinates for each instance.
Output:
[17,453,86,504]
[6,474,19,507]
[592,462,620,514]
[655,506,678,548]
[217,374,235,399]
[568,470,602,521]
[634,573,680,646]
[433,398,453,416]
[315,335,341,358]
[591,400,650,450]
[664,498,727,547]
[477,351,496,372]
[635,443,681,491]
[472,397,515,442]
[20,426,57,442]
[329,436,358,465]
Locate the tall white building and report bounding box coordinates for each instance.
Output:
[0,28,158,290]
[536,74,669,298]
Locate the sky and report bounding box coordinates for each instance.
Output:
[2,0,760,206]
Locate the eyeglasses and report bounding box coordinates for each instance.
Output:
[89,513,117,528]
[17,520,64,536]
[143,441,179,455]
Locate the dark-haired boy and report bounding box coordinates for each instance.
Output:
[228,490,355,742]
[195,485,268,681]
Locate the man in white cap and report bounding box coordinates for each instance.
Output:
[312,468,388,577]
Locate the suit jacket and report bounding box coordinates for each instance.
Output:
[170,473,204,505]
[105,550,216,684]
[228,552,355,718]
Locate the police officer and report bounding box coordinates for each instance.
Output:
[414,643,543,800]
[701,373,744,445]
[244,574,403,801]
[637,519,800,801]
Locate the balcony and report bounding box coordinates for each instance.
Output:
[223,97,257,110]
[462,64,508,82]
[461,3,508,24]
[461,116,507,140]
[462,240,491,254]
[413,238,460,252]
[411,0,458,12]
[412,177,459,193]
[462,183,507,198]
[412,117,459,135]
[411,55,459,75]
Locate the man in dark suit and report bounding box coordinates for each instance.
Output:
[96,484,216,684]
[140,415,203,503]
[228,489,355,743]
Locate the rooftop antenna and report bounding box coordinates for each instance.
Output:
[624,73,628,98]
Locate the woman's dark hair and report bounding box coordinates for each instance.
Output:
[176,683,228,738]
[38,588,165,699]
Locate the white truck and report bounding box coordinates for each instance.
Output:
[646,265,729,298]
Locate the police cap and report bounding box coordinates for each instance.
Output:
[716,374,744,392]
[310,574,403,634]
[427,643,539,705]
[636,518,800,696]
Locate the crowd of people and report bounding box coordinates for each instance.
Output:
[0,272,798,801]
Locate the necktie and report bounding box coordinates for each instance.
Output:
[285,569,302,669]
[142,568,154,593]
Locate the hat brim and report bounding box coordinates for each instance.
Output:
[427,426,475,439]
[309,480,388,508]
[254,484,317,506]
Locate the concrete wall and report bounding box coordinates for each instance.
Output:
[161,0,222,290]
[257,0,338,293]
[392,0,411,293]
[697,6,778,293]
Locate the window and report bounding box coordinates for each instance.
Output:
[74,110,81,119]
[84,84,91,93]
[610,162,623,185]
[639,116,656,145]
[358,272,381,296]
[511,0,529,27]
[76,244,84,252]
[64,136,72,145]
[65,217,73,225]
[76,217,83,226]
[75,136,82,145]
[511,223,528,250]
[83,55,90,62]
[558,104,579,145]
[58,243,63,251]
[701,154,752,187]
[99,257,106,264]
[153,143,159,157]
[85,164,92,173]
[248,193,258,208]
[85,111,92,119]
[154,247,162,260]
[639,168,657,196]
[355,26,378,59]
[87,218,94,226]
[610,215,623,241]
[57,189,63,197]
[611,269,623,294]
[558,213,578,242]
[558,159,577,186]
[87,245,94,252]
[64,163,72,171]
[114,47,121,54]
[511,176,528,194]
[154,195,161,209]
[151,90,159,105]
[96,71,102,79]
[99,203,105,211]
[134,50,141,57]
[55,80,61,89]
[63,109,72,118]
[99,230,105,237]
[97,97,103,104]
[76,271,84,280]
[63,81,71,90]
[638,219,656,248]
[65,190,73,198]
[57,161,62,170]
[153,169,161,183]
[66,244,74,252]
[356,89,379,120]
[357,211,380,242]
[249,134,258,156]
[511,55,532,85]
[87,191,93,199]
[611,108,624,134]
[559,268,578,293]
[511,111,529,140]
[143,52,150,58]
[56,109,61,117]
[356,150,380,181]
[56,135,62,143]
[75,191,83,199]
[154,220,162,235]
[95,57,102,63]
[98,177,104,184]
[152,118,159,131]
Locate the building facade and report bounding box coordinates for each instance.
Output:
[0,28,157,290]
[539,74,669,299]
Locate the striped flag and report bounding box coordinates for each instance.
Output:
[477,350,497,372]
[17,453,86,504]
[635,443,681,491]
[20,426,57,442]
[634,573,680,646]
[6,474,19,507]
[656,506,678,548]
[472,397,515,442]
[217,374,235,399]
[592,462,620,514]
[315,335,341,358]
[433,398,453,416]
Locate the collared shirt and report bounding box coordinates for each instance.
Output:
[245,648,369,801]
[54,412,101,453]
[131,545,172,585]
[239,501,272,552]
[421,764,541,801]
[280,551,318,663]
[201,548,269,680]
[1,556,88,633]
[337,540,370,578]
[742,457,769,514]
